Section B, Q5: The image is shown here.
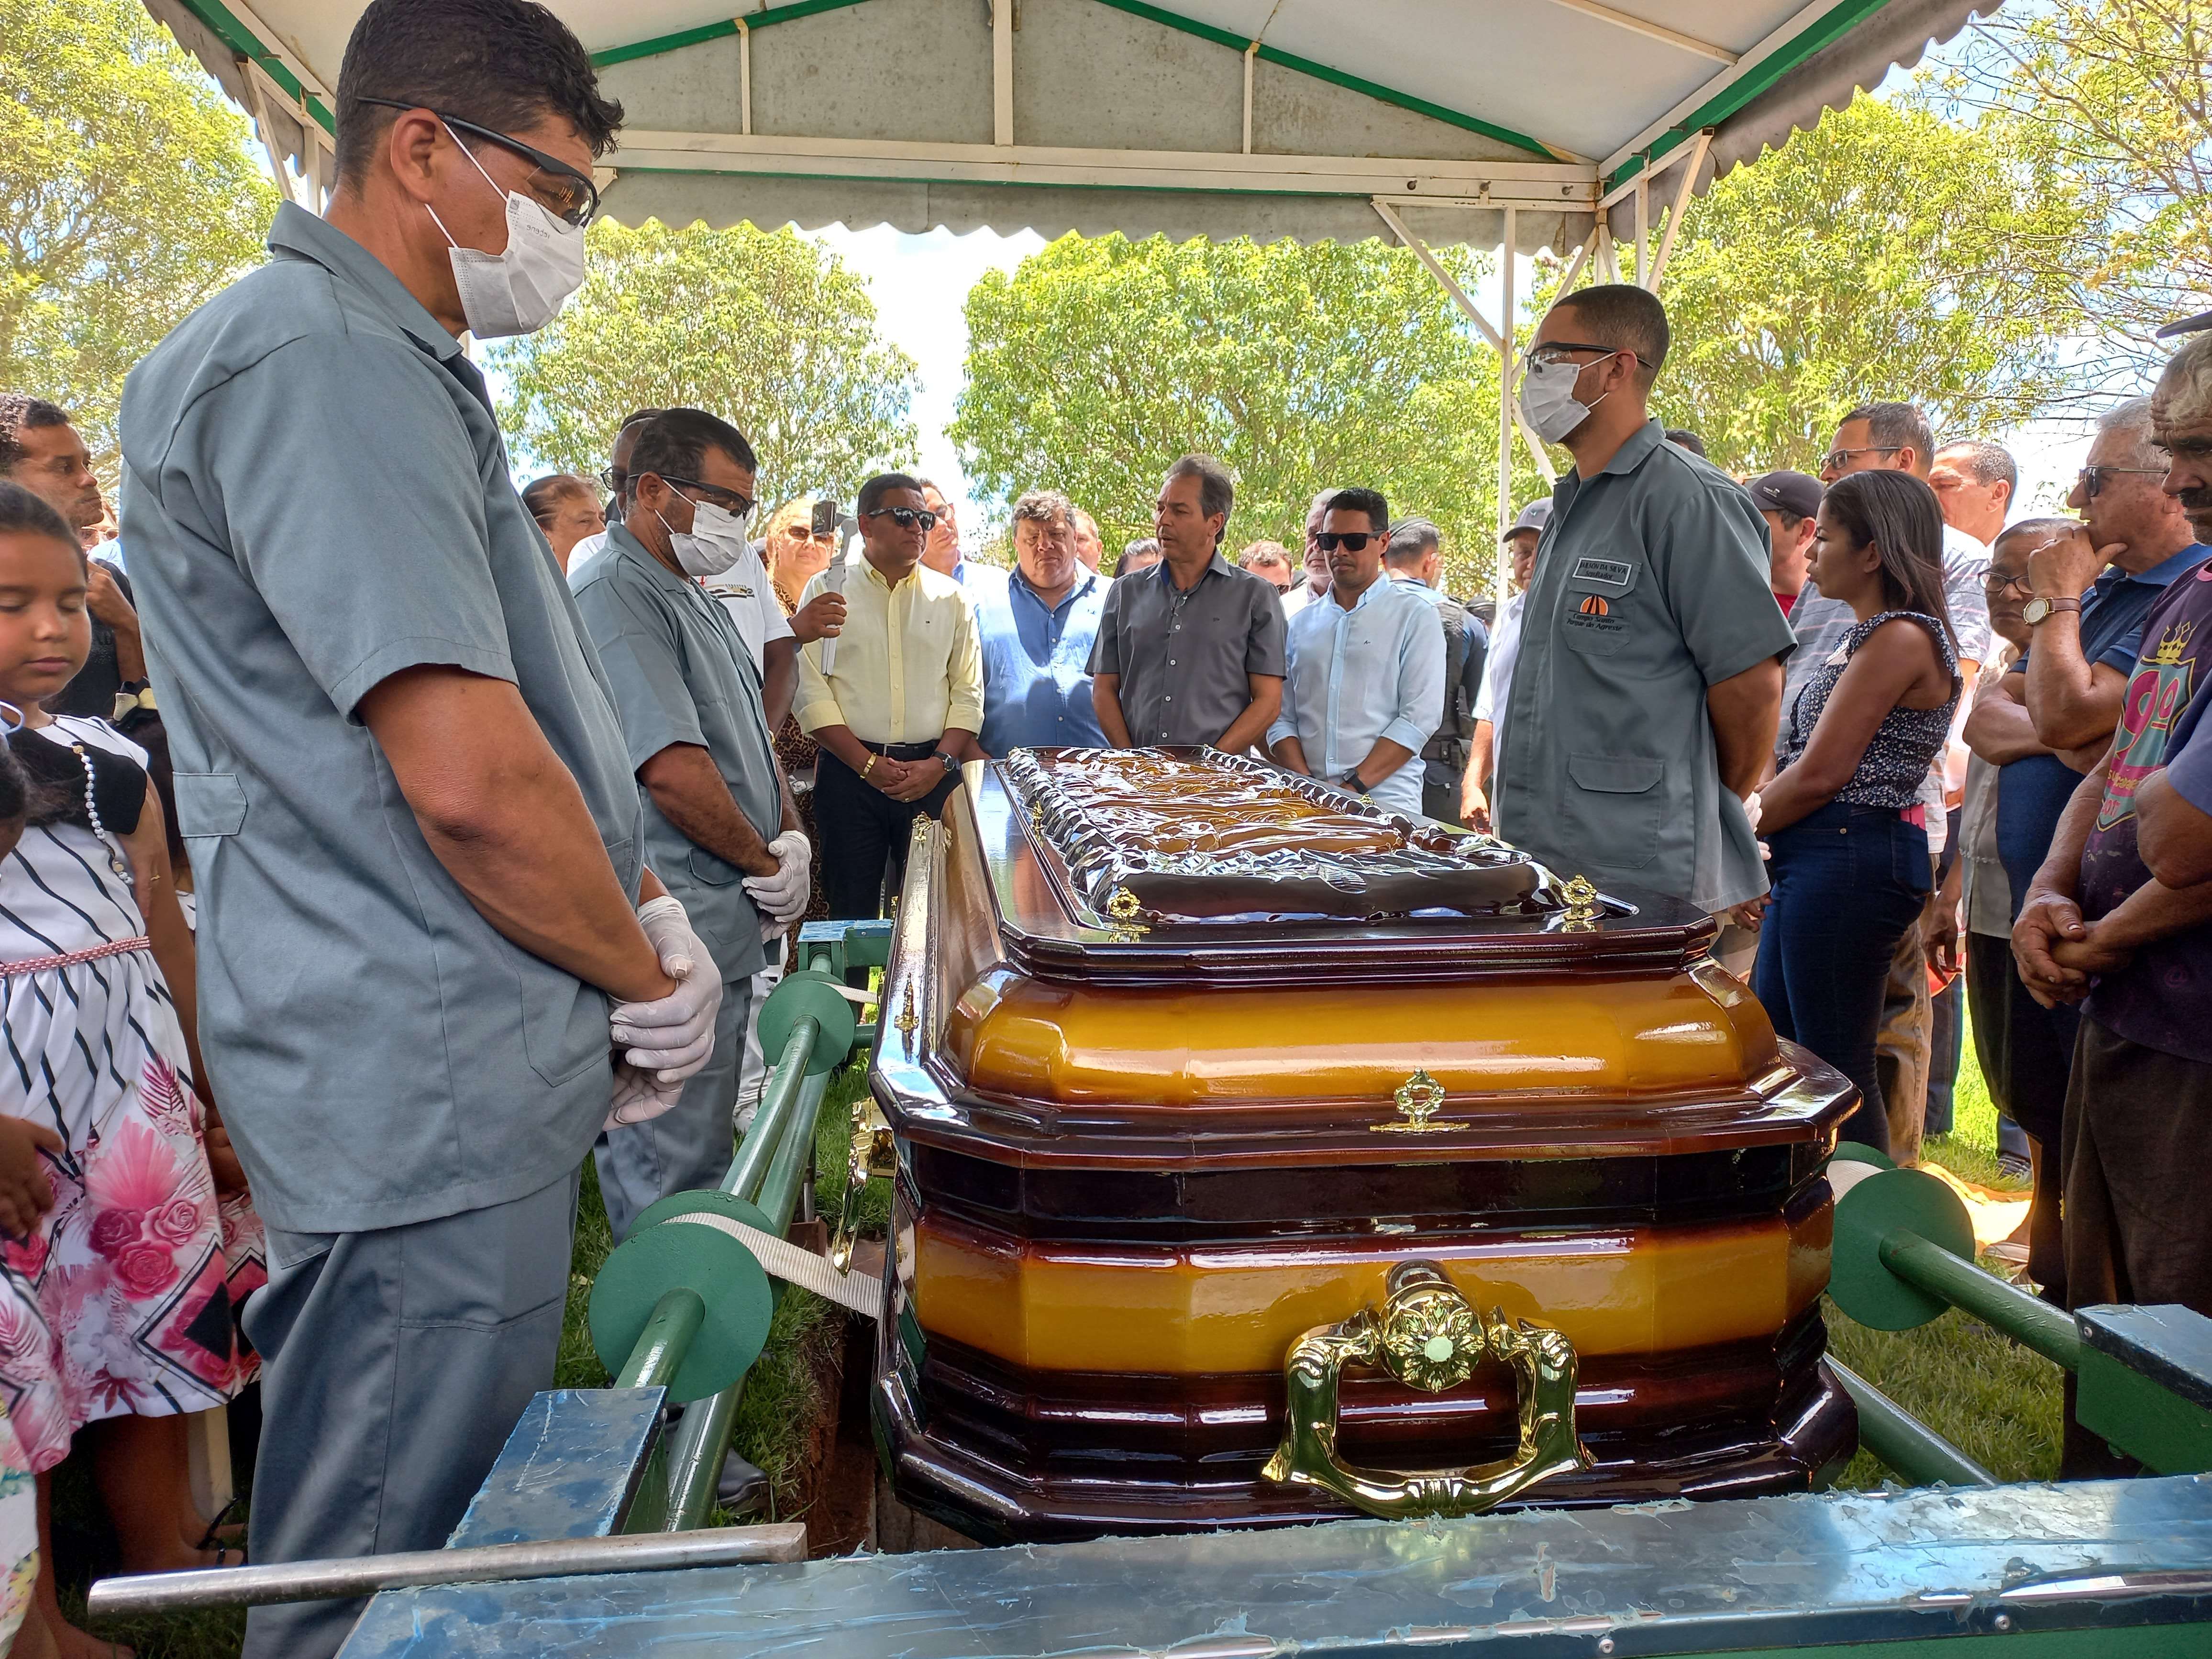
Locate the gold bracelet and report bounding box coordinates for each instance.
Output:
[861,753,878,779]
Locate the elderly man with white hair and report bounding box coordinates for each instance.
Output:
[2010,330,2212,1474]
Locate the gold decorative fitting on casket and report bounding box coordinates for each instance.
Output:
[867,746,1861,1546]
[1261,1261,1591,1518]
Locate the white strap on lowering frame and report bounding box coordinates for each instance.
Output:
[668,1212,880,1320]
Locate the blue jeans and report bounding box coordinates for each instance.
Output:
[1754,800,1932,1155]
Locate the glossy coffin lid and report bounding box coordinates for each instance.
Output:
[1003,746,1564,927]
[902,757,1825,1130]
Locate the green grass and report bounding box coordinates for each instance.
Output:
[1826,994,2062,1488]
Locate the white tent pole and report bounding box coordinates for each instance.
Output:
[1644,129,1710,292]
[1633,179,1648,287]
[992,0,1014,146]
[1496,204,1516,607]
[1535,0,1736,64]
[244,71,306,209]
[1242,42,1258,154]
[1557,225,1597,296]
[737,17,752,136]
[1369,200,1557,484]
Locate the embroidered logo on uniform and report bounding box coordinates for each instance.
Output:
[1579,595,1610,616]
[1571,557,1633,587]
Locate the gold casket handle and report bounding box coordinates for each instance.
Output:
[1261,1261,1590,1518]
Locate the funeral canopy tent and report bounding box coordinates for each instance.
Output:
[144,0,1999,549]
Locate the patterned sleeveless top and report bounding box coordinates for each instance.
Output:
[1779,610,1960,809]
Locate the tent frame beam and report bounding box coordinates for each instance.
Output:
[610,131,1594,202]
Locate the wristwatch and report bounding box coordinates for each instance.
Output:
[1338,770,1369,796]
[933,750,959,776]
[2022,596,2082,626]
[112,679,156,721]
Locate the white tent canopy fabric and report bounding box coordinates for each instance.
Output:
[149,0,1993,255]
[140,0,1999,563]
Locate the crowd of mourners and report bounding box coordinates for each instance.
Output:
[0,0,2208,1653]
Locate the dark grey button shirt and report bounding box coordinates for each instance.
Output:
[570,523,780,980]
[1088,553,1287,746]
[1495,420,1795,912]
[117,203,643,1234]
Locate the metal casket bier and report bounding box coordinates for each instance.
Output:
[868,746,1857,1543]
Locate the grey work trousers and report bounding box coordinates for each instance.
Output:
[594,974,752,1241]
[240,1169,581,1659]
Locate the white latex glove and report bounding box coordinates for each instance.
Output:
[605,1062,682,1130]
[610,895,723,1084]
[1743,791,1763,833]
[741,830,812,925]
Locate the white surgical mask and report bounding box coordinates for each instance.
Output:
[657,496,750,579]
[425,122,586,339]
[1518,355,1610,443]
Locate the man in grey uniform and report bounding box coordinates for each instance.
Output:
[1494,284,1793,915]
[116,5,719,1654]
[571,408,806,1239]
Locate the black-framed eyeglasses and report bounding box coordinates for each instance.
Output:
[1314,531,1379,553]
[2077,464,2165,498]
[1823,446,1902,473]
[1526,341,1649,370]
[655,475,755,522]
[597,466,627,495]
[863,507,940,532]
[356,97,601,227]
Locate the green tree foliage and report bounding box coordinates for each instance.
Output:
[1940,0,2210,373]
[1611,92,2088,475]
[0,0,277,470]
[492,220,919,512]
[952,233,1545,597]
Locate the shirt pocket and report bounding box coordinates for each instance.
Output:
[1560,752,1666,869]
[172,772,248,838]
[1560,558,1642,659]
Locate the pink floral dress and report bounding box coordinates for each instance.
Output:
[0,717,262,1472]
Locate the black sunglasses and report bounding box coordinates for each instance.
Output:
[2077,464,2165,499]
[356,98,600,227]
[1314,531,1379,553]
[863,507,940,532]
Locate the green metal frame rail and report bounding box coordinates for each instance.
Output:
[1824,1140,2212,1484]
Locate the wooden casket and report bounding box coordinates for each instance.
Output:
[868,747,1858,1544]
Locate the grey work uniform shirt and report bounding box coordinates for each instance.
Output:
[1495,420,1795,912]
[570,523,779,980]
[116,203,644,1235]
[1087,552,1287,745]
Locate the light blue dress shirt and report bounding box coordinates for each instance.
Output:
[976,567,1108,754]
[1268,575,1443,816]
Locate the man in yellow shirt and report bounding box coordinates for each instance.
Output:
[795,472,984,916]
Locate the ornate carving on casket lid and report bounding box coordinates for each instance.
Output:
[1003,746,1572,929]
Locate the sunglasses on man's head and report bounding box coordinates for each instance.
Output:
[863,507,940,532]
[1315,531,1378,553]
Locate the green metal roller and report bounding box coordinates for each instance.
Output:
[588,1190,779,1403]
[757,971,857,1078]
[1825,1163,1976,1332]
[1832,1139,1893,1171]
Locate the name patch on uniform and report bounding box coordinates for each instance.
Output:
[1570,557,1633,588]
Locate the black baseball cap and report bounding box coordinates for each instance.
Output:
[2157,307,2212,340]
[1747,469,1823,520]
[1500,499,1552,541]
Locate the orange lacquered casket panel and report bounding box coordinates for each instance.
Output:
[869,749,1857,1544]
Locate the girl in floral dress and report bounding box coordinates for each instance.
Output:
[0,483,261,1656]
